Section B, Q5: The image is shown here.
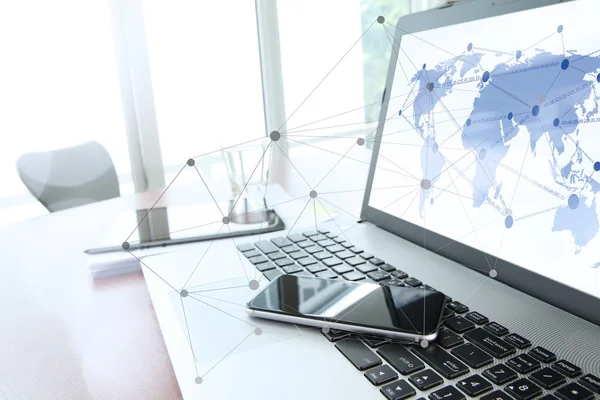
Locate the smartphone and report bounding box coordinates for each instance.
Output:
[245,274,447,342]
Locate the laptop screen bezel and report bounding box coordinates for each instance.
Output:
[359,0,600,326]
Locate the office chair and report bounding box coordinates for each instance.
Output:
[16,141,120,212]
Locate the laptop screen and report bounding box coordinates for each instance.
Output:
[368,0,600,300]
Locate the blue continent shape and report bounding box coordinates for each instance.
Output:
[552,196,599,253]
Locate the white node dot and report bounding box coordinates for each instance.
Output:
[254,327,263,336]
[249,279,259,290]
[222,216,230,224]
[187,158,195,167]
[489,269,498,278]
[180,289,188,298]
[309,190,317,198]
[195,376,203,384]
[270,130,281,141]
[420,339,429,348]
[357,138,365,146]
[420,179,432,190]
[321,326,330,334]
[505,208,513,216]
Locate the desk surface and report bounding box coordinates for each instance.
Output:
[0,144,370,400]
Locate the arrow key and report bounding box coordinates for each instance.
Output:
[365,364,398,386]
[457,374,493,397]
[381,379,416,400]
[481,390,513,400]
[483,363,517,385]
[409,369,444,391]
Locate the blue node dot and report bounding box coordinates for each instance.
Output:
[479,148,487,160]
[561,59,569,70]
[568,194,579,209]
[505,216,514,229]
[430,198,435,205]
[398,110,402,116]
[482,71,490,83]
[553,118,560,127]
[515,50,522,60]
[423,63,426,70]
[532,105,540,116]
[466,118,472,127]
[507,112,513,120]
[594,161,600,171]
[597,73,600,83]
[432,143,439,154]
[467,43,473,51]
[557,25,563,33]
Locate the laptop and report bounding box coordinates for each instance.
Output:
[141,0,600,398]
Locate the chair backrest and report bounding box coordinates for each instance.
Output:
[16,141,120,212]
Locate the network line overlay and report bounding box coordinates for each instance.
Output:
[119,15,600,385]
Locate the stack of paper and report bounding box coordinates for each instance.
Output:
[87,251,167,279]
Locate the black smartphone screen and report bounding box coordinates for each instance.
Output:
[248,275,446,335]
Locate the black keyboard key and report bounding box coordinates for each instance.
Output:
[411,343,469,379]
[236,243,255,252]
[298,240,317,249]
[362,335,391,348]
[313,251,333,261]
[262,268,283,281]
[531,367,566,389]
[360,252,374,259]
[270,237,293,247]
[303,244,322,253]
[463,328,516,358]
[381,380,416,400]
[379,263,396,272]
[483,364,517,385]
[437,329,464,349]
[553,360,582,378]
[341,241,354,248]
[378,343,425,375]
[446,301,469,314]
[368,270,391,282]
[529,346,556,363]
[317,228,329,234]
[316,270,338,279]
[369,257,385,266]
[420,285,436,291]
[268,251,287,260]
[451,343,493,368]
[465,312,489,325]
[444,308,456,318]
[404,277,422,287]
[457,374,493,397]
[409,369,444,391]
[306,263,327,274]
[282,265,303,274]
[555,382,594,400]
[346,257,366,267]
[386,279,406,287]
[326,244,345,253]
[429,386,466,400]
[365,364,398,386]
[444,316,475,334]
[336,250,355,260]
[326,232,337,238]
[321,328,350,342]
[248,255,269,265]
[357,263,378,273]
[323,257,343,267]
[302,230,319,238]
[287,233,307,243]
[282,244,301,254]
[242,249,261,258]
[253,240,279,254]
[349,246,364,253]
[504,333,531,349]
[481,391,513,400]
[332,264,353,274]
[483,322,508,336]
[255,261,276,272]
[295,270,312,277]
[289,251,309,260]
[539,396,559,400]
[391,270,408,279]
[506,353,540,374]
[275,257,295,267]
[317,239,336,247]
[297,257,318,267]
[505,378,542,400]
[335,338,381,371]
[343,271,365,281]
[579,374,600,394]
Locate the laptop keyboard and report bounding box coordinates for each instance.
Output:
[237,230,600,400]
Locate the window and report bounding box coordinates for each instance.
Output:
[0,0,132,225]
